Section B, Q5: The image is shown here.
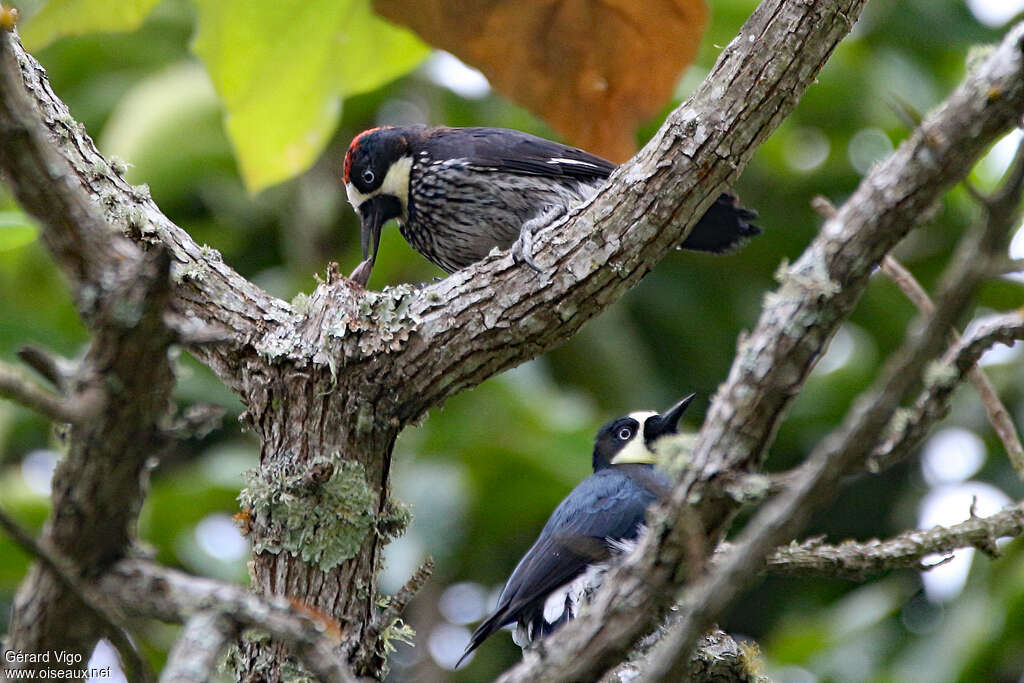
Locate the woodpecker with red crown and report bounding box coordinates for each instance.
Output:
[342,126,760,286]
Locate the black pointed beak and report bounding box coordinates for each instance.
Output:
[359,200,385,264]
[644,393,696,443]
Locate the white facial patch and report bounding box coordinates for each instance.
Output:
[344,155,413,219]
[610,411,658,465]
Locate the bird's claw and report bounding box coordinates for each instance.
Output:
[511,229,544,273]
[512,205,566,274]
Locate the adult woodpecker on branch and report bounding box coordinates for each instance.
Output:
[342,126,759,285]
[455,394,696,668]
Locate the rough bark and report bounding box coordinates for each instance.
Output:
[0,2,1022,682]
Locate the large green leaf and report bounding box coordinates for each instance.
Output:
[191,0,428,192]
[20,0,163,50]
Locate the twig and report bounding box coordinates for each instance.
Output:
[17,345,75,392]
[0,508,154,683]
[0,359,97,424]
[100,560,359,683]
[870,310,1024,473]
[353,557,434,673]
[159,611,238,683]
[990,256,1024,276]
[761,499,1024,580]
[882,256,1024,476]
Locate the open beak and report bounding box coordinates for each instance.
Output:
[644,393,696,442]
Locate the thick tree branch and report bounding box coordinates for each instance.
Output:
[100,560,358,683]
[645,78,1023,681]
[762,499,1024,580]
[497,20,1024,683]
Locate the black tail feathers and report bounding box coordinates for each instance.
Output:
[455,611,505,669]
[679,192,761,254]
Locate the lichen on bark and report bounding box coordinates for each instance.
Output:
[239,457,377,571]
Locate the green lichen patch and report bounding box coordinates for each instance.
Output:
[378,497,412,543]
[239,457,378,571]
[655,431,697,480]
[380,618,416,654]
[324,284,422,355]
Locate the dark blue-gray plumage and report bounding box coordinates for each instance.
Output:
[455,394,695,667]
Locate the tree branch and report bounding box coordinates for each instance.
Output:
[159,612,239,683]
[0,507,153,683]
[0,359,99,424]
[762,499,1024,580]
[645,61,1024,679]
[870,309,1024,473]
[882,255,1024,475]
[100,560,359,683]
[496,19,1024,683]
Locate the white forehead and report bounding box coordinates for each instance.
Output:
[627,411,657,425]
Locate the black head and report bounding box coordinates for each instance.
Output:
[343,127,414,269]
[592,394,695,471]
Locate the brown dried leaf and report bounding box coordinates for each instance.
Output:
[373,0,708,162]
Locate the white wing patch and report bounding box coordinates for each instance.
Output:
[548,157,601,168]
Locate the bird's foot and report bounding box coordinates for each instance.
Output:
[512,205,566,274]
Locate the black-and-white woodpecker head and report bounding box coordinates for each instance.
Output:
[343,126,412,269]
[592,393,695,471]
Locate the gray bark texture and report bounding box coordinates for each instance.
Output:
[0,1,1023,682]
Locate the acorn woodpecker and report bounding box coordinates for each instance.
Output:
[342,126,759,285]
[455,394,695,667]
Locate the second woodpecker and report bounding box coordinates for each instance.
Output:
[456,394,695,667]
[343,126,759,285]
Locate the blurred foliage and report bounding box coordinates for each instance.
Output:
[21,0,429,191]
[372,0,709,162]
[0,0,1023,681]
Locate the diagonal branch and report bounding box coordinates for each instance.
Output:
[882,255,1024,475]
[763,499,1024,580]
[0,507,153,683]
[496,19,1024,683]
[870,309,1024,473]
[100,560,358,683]
[0,359,100,424]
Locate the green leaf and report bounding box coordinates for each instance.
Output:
[0,211,37,252]
[20,0,162,51]
[191,0,428,192]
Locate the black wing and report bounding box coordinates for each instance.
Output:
[418,126,761,256]
[423,126,616,181]
[457,468,659,666]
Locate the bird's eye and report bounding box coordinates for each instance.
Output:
[361,169,375,185]
[617,427,632,440]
